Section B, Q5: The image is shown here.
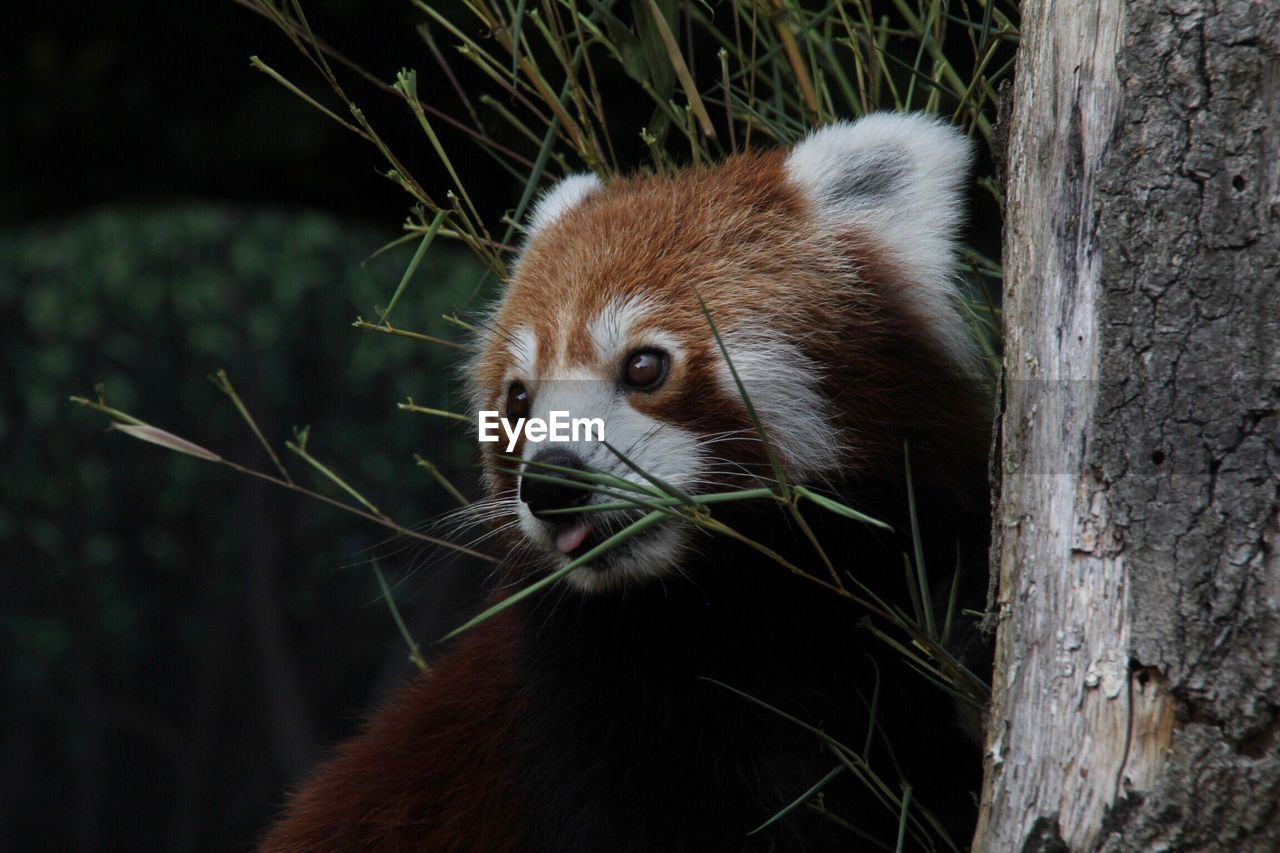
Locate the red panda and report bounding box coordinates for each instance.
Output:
[261,112,992,852]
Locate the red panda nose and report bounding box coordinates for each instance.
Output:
[520,449,593,520]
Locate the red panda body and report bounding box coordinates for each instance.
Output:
[263,114,991,852]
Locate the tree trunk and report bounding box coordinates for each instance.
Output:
[975,1,1280,850]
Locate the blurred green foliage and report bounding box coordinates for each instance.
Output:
[0,207,487,849]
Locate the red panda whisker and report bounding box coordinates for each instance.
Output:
[416,494,513,529]
[451,522,523,554]
[472,314,523,353]
[615,420,669,463]
[694,428,762,442]
[428,505,507,531]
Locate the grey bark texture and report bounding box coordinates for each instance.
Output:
[975,1,1280,851]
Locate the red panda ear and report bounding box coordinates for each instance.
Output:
[785,113,978,373]
[525,173,603,241]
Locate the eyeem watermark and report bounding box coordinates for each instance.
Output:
[478,410,605,452]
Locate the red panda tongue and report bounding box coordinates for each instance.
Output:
[555,521,591,555]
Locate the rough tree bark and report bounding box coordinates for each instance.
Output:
[975,1,1280,850]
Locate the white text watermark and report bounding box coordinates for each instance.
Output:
[478,410,605,452]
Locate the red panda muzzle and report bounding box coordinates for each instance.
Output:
[519,448,592,520]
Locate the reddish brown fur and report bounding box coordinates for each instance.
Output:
[263,148,988,850]
[473,152,805,395]
[260,613,529,852]
[475,149,985,500]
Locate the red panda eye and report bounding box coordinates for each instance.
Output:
[506,383,530,420]
[622,350,668,390]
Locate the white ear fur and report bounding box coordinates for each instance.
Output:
[526,173,603,239]
[785,113,977,372]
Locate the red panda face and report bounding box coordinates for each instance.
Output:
[470,113,977,593]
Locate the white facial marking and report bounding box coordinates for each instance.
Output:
[586,296,655,364]
[510,304,703,592]
[513,368,702,593]
[717,329,842,481]
[785,112,979,375]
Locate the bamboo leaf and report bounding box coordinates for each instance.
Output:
[696,294,789,495]
[748,765,845,836]
[641,0,716,137]
[794,485,893,531]
[372,560,428,671]
[440,510,666,641]
[113,424,222,462]
[377,208,449,325]
[903,441,935,640]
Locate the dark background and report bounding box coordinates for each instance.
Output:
[3,2,1005,849]
[7,1,480,223]
[3,2,506,849]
